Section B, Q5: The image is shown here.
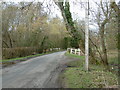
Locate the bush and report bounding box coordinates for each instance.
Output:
[2,47,43,59]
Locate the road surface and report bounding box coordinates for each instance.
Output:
[2,51,70,88]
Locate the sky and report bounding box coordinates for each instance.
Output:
[2,0,120,32]
[2,0,119,20]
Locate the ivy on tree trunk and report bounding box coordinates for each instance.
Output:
[54,1,98,65]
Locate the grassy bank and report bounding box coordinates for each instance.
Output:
[1,53,43,63]
[61,52,118,88]
[0,52,60,63]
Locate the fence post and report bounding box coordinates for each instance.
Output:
[70,48,73,54]
[75,49,76,54]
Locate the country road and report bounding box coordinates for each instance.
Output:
[2,51,73,88]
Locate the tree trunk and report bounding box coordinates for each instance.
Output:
[2,40,10,48]
[100,22,109,67]
[6,31,13,48]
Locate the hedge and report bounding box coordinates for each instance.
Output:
[2,47,43,59]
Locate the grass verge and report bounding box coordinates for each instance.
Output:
[61,52,118,88]
[1,51,59,63]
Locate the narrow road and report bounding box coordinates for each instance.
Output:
[2,51,68,88]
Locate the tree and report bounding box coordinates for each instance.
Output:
[54,1,99,66]
[110,0,120,50]
[2,3,18,48]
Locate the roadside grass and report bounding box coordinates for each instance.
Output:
[1,51,58,63]
[109,57,118,65]
[107,50,118,75]
[1,53,43,63]
[61,52,118,88]
[65,52,85,60]
[108,50,118,65]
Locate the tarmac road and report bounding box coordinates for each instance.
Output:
[2,51,68,88]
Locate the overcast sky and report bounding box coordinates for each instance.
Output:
[2,0,119,32]
[3,0,119,20]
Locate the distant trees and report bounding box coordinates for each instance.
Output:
[2,3,18,48]
[2,2,67,59]
[110,0,120,50]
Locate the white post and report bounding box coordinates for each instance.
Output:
[78,49,80,56]
[70,48,73,54]
[75,49,76,55]
[85,0,89,71]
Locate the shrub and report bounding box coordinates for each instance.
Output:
[2,47,43,59]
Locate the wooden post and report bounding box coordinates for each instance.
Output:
[85,0,89,71]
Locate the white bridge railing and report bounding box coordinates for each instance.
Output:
[67,48,84,56]
[43,48,61,53]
